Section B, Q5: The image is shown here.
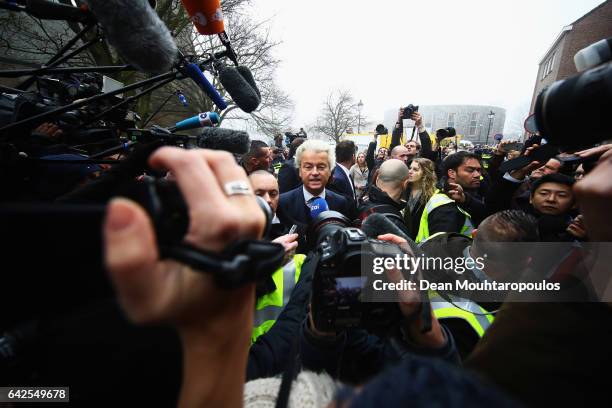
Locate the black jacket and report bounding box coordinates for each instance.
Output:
[247,254,314,380]
[358,186,411,237]
[278,158,302,194]
[300,321,460,385]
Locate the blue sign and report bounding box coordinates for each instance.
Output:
[494,133,503,141]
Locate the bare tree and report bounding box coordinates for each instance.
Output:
[313,90,360,143]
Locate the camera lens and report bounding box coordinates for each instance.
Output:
[309,211,352,247]
[535,62,612,149]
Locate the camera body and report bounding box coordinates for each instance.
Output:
[401,104,419,120]
[309,212,404,333]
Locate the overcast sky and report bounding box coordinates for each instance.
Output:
[248,0,605,133]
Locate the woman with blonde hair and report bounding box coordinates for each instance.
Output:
[405,158,437,239]
[349,151,369,200]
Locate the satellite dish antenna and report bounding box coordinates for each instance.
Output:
[524,114,538,134]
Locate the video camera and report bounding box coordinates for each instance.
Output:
[308,211,408,333]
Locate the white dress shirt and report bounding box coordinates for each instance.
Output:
[303,186,326,208]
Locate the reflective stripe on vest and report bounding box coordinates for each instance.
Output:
[251,254,305,343]
[429,291,494,337]
[415,190,474,243]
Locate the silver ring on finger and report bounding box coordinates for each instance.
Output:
[224,180,253,196]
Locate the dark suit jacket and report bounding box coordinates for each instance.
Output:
[278,186,353,228]
[329,165,355,201]
[278,158,302,194]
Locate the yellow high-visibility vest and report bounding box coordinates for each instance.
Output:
[251,254,306,343]
[430,291,494,337]
[415,190,473,243]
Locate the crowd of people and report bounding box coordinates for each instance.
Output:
[3,103,610,407]
[100,101,611,407]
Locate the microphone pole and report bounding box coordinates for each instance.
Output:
[16,22,97,90]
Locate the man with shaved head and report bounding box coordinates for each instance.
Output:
[358,159,411,236]
[390,145,411,165]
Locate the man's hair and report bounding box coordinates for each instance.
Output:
[530,173,575,197]
[295,139,336,170]
[443,151,480,174]
[377,159,409,187]
[336,140,356,163]
[288,137,305,159]
[243,140,269,161]
[248,169,278,188]
[475,210,539,244]
[473,210,539,266]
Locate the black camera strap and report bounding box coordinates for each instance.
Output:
[160,240,285,289]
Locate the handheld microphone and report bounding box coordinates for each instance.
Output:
[170,112,220,132]
[197,127,250,156]
[309,197,329,219]
[183,63,228,110]
[218,65,261,113]
[84,0,178,74]
[180,0,225,35]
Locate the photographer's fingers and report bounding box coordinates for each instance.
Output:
[149,147,225,212]
[104,198,159,322]
[575,143,612,159]
[377,234,413,255]
[524,144,539,157]
[198,149,266,239]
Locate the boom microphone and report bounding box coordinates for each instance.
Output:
[197,127,250,156]
[218,66,261,113]
[170,112,220,132]
[236,66,261,99]
[180,0,225,35]
[84,0,178,74]
[183,63,228,110]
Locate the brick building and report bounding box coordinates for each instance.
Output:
[529,0,612,114]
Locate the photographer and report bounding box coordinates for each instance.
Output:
[300,232,459,385]
[389,107,434,164]
[365,124,390,184]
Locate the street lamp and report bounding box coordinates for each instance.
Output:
[357,99,363,134]
[485,110,495,146]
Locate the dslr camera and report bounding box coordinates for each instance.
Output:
[309,211,406,333]
[401,104,419,120]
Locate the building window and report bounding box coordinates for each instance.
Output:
[541,51,556,80]
[468,112,478,136]
[447,113,455,128]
